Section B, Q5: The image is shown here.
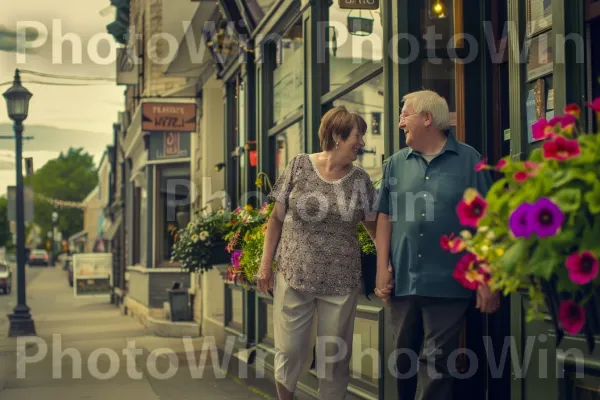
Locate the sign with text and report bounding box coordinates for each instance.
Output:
[116,47,138,85]
[142,103,197,132]
[338,0,379,9]
[7,185,34,222]
[148,132,191,161]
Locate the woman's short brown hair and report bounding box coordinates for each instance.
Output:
[318,106,368,151]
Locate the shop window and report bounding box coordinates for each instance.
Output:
[245,0,278,27]
[273,18,304,126]
[421,59,465,141]
[139,186,147,266]
[157,166,191,264]
[274,120,304,179]
[328,2,383,89]
[420,0,464,49]
[332,74,385,182]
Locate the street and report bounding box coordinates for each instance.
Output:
[0,253,275,400]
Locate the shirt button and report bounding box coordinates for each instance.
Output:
[424,194,427,198]
[425,176,430,180]
[418,254,422,258]
[420,233,424,237]
[421,213,425,217]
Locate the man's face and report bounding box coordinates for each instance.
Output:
[399,104,424,148]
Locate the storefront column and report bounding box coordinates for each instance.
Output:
[145,164,154,269]
[303,0,326,153]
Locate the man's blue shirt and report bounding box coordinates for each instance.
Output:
[374,134,493,299]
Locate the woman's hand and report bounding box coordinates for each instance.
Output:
[256,259,274,295]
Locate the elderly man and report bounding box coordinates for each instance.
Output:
[374,90,498,400]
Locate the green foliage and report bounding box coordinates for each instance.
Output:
[24,147,98,239]
[357,223,376,255]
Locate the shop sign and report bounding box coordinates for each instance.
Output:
[338,0,379,10]
[142,102,197,132]
[72,253,112,298]
[148,132,191,161]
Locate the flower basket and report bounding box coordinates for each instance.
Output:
[442,99,600,353]
[170,208,235,274]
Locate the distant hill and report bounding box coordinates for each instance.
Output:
[0,124,112,154]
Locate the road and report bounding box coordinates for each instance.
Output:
[0,249,46,334]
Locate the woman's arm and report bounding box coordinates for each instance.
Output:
[362,220,377,243]
[260,202,285,268]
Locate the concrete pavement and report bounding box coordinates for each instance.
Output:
[0,265,277,400]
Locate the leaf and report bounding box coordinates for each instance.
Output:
[498,239,529,274]
[551,187,582,212]
[584,182,600,214]
[528,243,559,280]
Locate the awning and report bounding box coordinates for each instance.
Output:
[68,231,88,243]
[102,214,123,241]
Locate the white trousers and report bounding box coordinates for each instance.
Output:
[273,272,359,400]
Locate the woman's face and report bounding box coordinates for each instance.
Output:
[337,126,365,162]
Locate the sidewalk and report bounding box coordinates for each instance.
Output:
[0,266,276,400]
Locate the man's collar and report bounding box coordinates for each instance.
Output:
[405,131,460,159]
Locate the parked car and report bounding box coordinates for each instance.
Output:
[28,249,50,266]
[0,262,12,294]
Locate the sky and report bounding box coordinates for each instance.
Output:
[0,0,125,196]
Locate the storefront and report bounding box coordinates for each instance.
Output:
[170,0,600,398]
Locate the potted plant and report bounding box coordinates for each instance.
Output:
[442,99,600,353]
[170,208,234,274]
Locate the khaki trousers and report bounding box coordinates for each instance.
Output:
[273,272,359,400]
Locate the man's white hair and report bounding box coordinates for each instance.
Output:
[402,90,450,131]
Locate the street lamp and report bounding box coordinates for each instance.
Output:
[51,211,59,265]
[3,68,36,336]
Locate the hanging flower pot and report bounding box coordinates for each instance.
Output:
[347,10,374,36]
[249,150,258,167]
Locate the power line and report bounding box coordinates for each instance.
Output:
[19,69,116,82]
[0,80,114,87]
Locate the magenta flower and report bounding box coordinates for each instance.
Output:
[566,251,599,285]
[509,203,533,238]
[231,250,242,270]
[559,300,585,335]
[527,198,564,238]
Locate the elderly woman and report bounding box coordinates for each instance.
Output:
[256,106,381,400]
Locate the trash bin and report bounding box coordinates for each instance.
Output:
[167,282,191,322]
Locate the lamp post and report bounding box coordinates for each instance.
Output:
[3,68,36,336]
[51,211,58,266]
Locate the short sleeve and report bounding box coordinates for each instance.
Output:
[267,154,301,211]
[374,158,392,215]
[473,154,493,196]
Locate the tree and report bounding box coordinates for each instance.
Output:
[24,147,99,240]
[0,196,10,247]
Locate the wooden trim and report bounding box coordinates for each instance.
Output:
[455,62,466,142]
[586,0,600,21]
[454,0,464,47]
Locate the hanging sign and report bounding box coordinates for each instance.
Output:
[338,0,379,9]
[142,103,197,132]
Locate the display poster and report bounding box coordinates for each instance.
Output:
[72,253,112,297]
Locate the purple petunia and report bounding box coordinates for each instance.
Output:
[509,203,533,238]
[527,197,564,238]
[231,250,242,270]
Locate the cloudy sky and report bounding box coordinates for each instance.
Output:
[0,0,125,196]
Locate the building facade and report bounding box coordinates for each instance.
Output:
[105,0,600,398]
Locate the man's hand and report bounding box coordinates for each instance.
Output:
[476,284,501,313]
[374,263,394,305]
